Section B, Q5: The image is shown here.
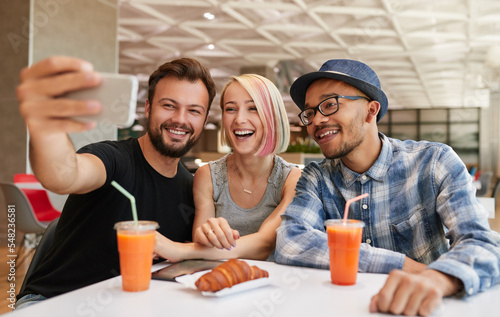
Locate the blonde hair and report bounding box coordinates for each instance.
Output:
[219,74,290,156]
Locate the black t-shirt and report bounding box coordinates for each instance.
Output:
[19,138,195,299]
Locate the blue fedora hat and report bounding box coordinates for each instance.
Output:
[290,59,388,122]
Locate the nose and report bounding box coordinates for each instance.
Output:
[235,108,248,124]
[171,107,188,125]
[311,109,328,126]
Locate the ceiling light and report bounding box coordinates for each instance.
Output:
[203,12,215,20]
[208,44,215,50]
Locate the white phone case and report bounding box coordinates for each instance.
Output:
[65,73,138,128]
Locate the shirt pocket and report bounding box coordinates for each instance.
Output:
[390,206,435,264]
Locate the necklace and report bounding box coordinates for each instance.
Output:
[231,161,270,195]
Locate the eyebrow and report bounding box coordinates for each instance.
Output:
[223,99,254,107]
[158,97,207,113]
[158,97,178,105]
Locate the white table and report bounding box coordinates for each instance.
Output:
[10,260,500,317]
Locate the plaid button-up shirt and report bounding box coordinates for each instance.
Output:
[276,133,500,296]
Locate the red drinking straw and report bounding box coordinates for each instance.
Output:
[343,193,369,222]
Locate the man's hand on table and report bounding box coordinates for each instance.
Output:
[153,232,187,263]
[402,256,427,274]
[369,269,462,316]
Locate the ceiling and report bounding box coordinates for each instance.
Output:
[117,0,500,125]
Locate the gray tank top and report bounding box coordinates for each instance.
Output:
[209,154,294,236]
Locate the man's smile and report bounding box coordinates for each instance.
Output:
[316,129,339,140]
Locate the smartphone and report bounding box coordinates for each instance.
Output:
[64,72,139,128]
[152,260,224,282]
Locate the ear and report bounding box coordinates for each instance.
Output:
[366,101,380,123]
[145,99,151,119]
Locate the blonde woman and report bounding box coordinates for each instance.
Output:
[154,74,301,261]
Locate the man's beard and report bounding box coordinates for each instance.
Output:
[323,136,363,159]
[318,115,365,160]
[147,121,200,158]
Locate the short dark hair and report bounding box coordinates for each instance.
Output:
[147,58,216,113]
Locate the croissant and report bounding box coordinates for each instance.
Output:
[195,259,269,292]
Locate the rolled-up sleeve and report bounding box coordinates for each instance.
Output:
[429,146,500,296]
[358,244,405,273]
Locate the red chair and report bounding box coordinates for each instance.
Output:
[14,173,61,222]
[14,173,38,183]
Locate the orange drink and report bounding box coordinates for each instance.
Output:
[324,219,364,285]
[115,221,158,292]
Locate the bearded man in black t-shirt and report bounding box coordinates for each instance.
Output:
[15,55,216,308]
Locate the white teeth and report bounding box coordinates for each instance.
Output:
[235,130,253,136]
[318,130,338,139]
[169,129,187,135]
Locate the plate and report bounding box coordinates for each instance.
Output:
[175,270,270,297]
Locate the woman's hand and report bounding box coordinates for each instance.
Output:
[193,217,240,250]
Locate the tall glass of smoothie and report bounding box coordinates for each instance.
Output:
[114,221,159,292]
[324,219,365,285]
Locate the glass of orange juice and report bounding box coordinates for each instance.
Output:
[114,221,159,292]
[324,219,364,285]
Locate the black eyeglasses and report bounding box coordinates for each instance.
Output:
[297,95,371,126]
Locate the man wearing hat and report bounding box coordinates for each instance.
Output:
[275,59,500,316]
